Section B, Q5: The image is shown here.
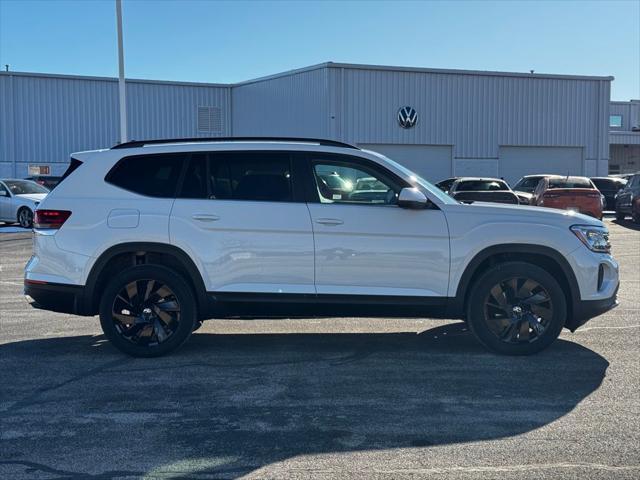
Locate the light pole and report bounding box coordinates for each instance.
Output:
[115,0,127,143]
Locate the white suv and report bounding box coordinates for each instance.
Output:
[25,138,619,357]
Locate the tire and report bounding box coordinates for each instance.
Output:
[615,212,626,221]
[633,211,640,224]
[466,261,567,355]
[99,265,197,357]
[17,207,33,228]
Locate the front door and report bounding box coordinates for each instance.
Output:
[170,151,315,294]
[0,182,11,221]
[306,154,450,298]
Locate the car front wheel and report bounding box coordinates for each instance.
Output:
[466,261,566,355]
[99,265,198,357]
[17,207,33,228]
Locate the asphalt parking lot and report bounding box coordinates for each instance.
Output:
[0,219,638,480]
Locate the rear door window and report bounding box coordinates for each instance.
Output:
[107,154,186,197]
[178,154,208,199]
[210,152,293,202]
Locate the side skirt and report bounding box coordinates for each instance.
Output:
[204,292,455,319]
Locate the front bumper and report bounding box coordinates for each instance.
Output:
[567,285,619,332]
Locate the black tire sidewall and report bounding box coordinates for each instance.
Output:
[99,265,197,357]
[467,262,567,355]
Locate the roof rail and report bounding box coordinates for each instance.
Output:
[111,136,359,150]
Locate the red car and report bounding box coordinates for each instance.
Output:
[532,176,603,219]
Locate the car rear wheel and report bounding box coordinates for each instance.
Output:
[17,207,33,228]
[99,265,197,357]
[466,262,566,355]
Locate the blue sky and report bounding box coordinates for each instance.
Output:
[0,0,638,100]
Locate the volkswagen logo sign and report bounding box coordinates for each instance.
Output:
[397,106,418,129]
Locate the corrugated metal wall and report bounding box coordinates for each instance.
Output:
[610,101,640,132]
[331,66,610,175]
[232,68,329,137]
[1,65,612,178]
[0,73,230,177]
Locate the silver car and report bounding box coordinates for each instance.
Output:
[0,179,49,228]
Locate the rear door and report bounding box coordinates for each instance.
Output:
[169,151,315,294]
[304,153,450,297]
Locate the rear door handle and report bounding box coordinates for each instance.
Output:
[192,214,220,222]
[315,218,344,226]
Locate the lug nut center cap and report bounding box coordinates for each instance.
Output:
[512,305,523,315]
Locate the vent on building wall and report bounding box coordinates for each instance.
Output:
[197,106,223,133]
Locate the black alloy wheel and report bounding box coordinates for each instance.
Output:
[483,277,553,344]
[466,261,566,355]
[99,265,197,357]
[111,279,181,347]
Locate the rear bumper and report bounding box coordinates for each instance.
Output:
[24,280,85,315]
[567,285,619,331]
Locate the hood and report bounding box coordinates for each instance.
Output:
[15,193,47,203]
[444,201,603,228]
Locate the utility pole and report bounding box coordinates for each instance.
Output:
[115,0,127,143]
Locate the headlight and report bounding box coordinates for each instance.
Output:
[571,225,610,253]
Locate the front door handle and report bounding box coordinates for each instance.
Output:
[192,214,220,222]
[315,218,344,226]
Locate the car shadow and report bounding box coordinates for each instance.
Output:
[0,323,608,479]
[612,219,640,231]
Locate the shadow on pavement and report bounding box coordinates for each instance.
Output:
[612,219,640,231]
[0,322,608,479]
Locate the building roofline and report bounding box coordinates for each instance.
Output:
[0,70,231,88]
[324,62,614,81]
[0,61,614,89]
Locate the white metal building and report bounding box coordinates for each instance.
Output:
[0,62,614,183]
[609,100,640,174]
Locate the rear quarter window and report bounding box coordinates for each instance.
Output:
[106,154,186,197]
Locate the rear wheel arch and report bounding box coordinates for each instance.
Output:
[453,244,580,320]
[83,242,209,317]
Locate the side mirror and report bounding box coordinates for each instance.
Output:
[398,187,429,209]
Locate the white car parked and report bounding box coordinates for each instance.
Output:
[0,179,49,228]
[25,138,619,357]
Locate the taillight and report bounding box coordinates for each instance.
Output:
[34,210,72,229]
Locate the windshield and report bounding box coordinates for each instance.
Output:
[513,177,541,193]
[366,151,458,205]
[455,180,509,191]
[355,177,387,190]
[3,180,49,195]
[592,178,624,190]
[548,177,592,189]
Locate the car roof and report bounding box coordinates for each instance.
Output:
[455,177,506,182]
[546,175,590,181]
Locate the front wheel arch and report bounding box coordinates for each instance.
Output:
[452,245,579,324]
